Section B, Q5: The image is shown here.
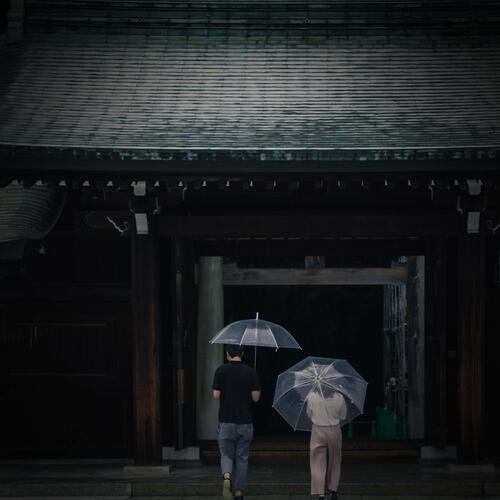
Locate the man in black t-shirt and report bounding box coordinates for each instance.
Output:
[212,344,261,500]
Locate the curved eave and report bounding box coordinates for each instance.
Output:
[1,145,499,176]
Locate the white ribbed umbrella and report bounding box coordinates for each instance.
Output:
[272,356,368,431]
[209,312,301,365]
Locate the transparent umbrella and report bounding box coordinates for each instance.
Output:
[209,312,301,365]
[272,356,368,431]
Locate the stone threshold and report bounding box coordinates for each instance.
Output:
[123,465,172,477]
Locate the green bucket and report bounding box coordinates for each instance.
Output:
[375,407,402,439]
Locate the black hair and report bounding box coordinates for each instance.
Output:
[225,344,244,358]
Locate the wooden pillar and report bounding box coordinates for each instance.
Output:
[179,238,197,447]
[131,231,162,465]
[172,237,185,450]
[424,236,448,447]
[456,227,485,463]
[407,256,425,439]
[196,257,224,440]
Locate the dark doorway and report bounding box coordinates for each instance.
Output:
[224,285,384,436]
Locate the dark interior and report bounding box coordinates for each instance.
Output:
[224,284,384,437]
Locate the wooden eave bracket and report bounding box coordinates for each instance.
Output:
[456,180,484,234]
[134,213,149,235]
[132,181,147,197]
[466,212,481,234]
[131,180,149,235]
[466,180,482,196]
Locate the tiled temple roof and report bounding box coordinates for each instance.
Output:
[0,2,499,165]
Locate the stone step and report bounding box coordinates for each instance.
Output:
[0,483,132,497]
[199,441,421,464]
[1,481,498,497]
[131,496,496,500]
[4,497,130,500]
[200,450,420,463]
[131,482,487,497]
[3,496,496,500]
[200,440,420,453]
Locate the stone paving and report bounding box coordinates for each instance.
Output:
[0,459,499,499]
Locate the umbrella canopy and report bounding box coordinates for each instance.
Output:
[272,356,368,431]
[209,313,301,350]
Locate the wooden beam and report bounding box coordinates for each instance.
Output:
[156,214,459,237]
[193,237,426,257]
[57,211,131,236]
[424,236,448,447]
[131,231,162,465]
[222,263,408,285]
[0,285,130,302]
[456,229,485,463]
[2,156,500,175]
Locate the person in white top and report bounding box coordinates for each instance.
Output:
[306,389,346,500]
[306,391,347,426]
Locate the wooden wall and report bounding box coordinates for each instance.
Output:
[484,236,500,459]
[0,235,133,458]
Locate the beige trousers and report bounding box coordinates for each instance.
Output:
[309,424,342,495]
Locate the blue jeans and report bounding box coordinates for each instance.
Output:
[217,422,254,492]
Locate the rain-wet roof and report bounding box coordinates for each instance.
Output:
[1,1,499,166]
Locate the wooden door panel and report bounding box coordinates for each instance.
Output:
[0,303,132,458]
[485,299,500,458]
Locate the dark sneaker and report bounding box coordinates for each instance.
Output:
[330,492,338,500]
[222,477,232,498]
[234,496,244,500]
